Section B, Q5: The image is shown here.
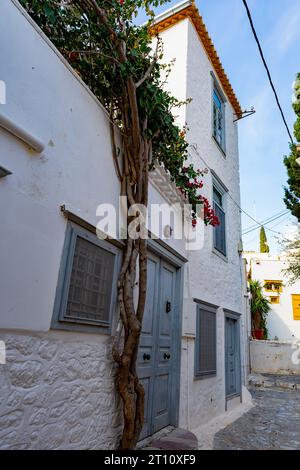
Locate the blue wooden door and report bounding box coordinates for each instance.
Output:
[225,316,241,398]
[137,254,177,439]
[152,260,176,433]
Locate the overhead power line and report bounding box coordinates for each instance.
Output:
[242,209,287,233]
[243,215,292,247]
[242,210,289,235]
[242,0,294,145]
[189,144,288,234]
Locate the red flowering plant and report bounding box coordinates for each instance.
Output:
[152,123,219,227]
[176,164,220,227]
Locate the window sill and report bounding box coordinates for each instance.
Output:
[51,318,111,335]
[212,135,226,158]
[226,391,241,400]
[212,247,228,263]
[194,373,217,381]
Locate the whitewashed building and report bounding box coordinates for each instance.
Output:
[0,0,250,449]
[244,252,300,341]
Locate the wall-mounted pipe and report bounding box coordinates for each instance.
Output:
[0,112,45,153]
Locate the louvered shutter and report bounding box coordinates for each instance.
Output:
[195,305,217,377]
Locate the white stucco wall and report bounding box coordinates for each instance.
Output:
[246,254,300,341]
[0,331,122,449]
[158,17,247,430]
[155,19,189,129]
[0,0,126,449]
[250,340,300,375]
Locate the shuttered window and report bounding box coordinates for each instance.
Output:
[51,223,119,333]
[213,185,226,256]
[65,236,115,326]
[195,303,217,378]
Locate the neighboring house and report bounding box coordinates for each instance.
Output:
[244,252,300,341]
[0,0,250,449]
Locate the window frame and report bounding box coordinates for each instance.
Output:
[51,222,120,334]
[264,280,283,293]
[292,294,300,320]
[194,301,217,379]
[211,72,226,155]
[212,176,227,258]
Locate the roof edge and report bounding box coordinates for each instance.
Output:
[151,1,243,118]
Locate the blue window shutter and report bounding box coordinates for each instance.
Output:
[65,236,115,326]
[213,202,226,256]
[195,305,217,378]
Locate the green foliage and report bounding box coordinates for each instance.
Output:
[282,232,300,284]
[259,226,269,253]
[249,279,270,339]
[19,0,218,226]
[284,73,300,222]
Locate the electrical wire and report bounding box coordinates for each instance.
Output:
[243,215,292,248]
[243,209,287,233]
[242,210,289,235]
[188,144,288,232]
[242,0,294,144]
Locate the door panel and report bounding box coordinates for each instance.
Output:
[137,253,160,440]
[153,261,176,433]
[225,317,241,398]
[138,255,178,439]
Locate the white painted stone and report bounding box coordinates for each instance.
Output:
[250,339,300,375]
[0,332,123,450]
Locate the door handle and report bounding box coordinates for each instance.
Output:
[164,352,171,360]
[143,353,151,361]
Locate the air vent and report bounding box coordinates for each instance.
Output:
[0,165,12,178]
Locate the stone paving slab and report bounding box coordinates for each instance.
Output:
[142,428,198,450]
[249,373,300,390]
[214,387,300,450]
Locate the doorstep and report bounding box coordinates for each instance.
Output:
[138,427,198,450]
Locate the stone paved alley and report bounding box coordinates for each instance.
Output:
[214,384,300,450]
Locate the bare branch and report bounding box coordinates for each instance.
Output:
[110,123,123,182]
[65,49,121,64]
[135,39,159,89]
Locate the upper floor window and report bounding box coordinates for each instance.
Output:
[213,86,225,152]
[264,280,283,293]
[213,184,226,257]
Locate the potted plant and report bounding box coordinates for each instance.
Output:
[249,280,270,340]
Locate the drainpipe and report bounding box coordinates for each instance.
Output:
[0,112,45,153]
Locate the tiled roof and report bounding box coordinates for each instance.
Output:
[151,1,243,118]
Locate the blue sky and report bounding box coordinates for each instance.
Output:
[139,0,300,252]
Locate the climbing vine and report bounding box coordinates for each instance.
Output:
[20,0,218,448]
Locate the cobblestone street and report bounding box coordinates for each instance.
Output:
[214,386,300,450]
